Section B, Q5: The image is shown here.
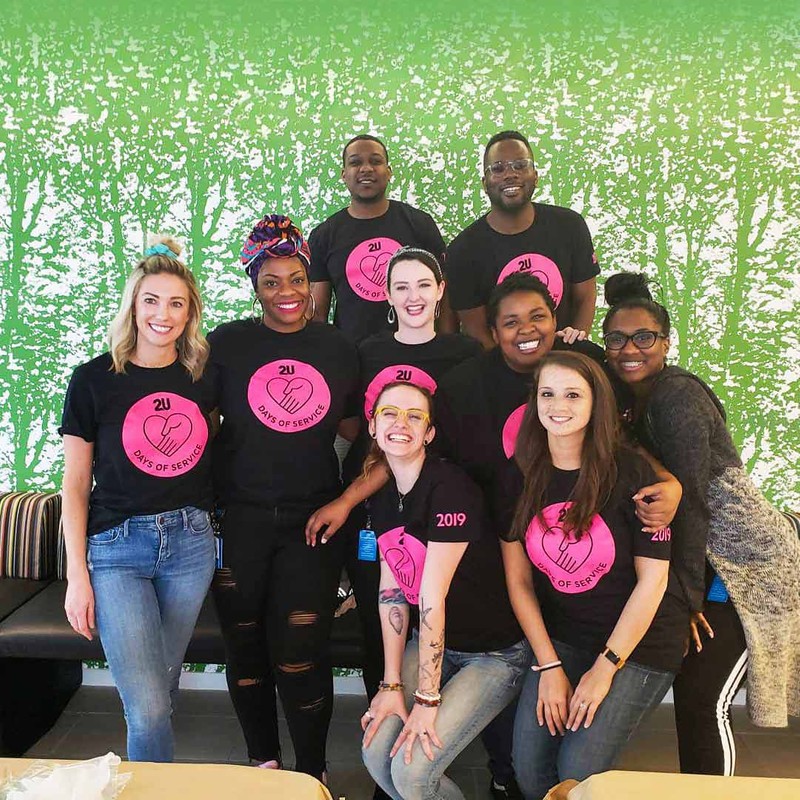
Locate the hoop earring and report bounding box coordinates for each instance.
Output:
[434,301,441,320]
[304,293,317,321]
[252,296,262,321]
[387,306,396,324]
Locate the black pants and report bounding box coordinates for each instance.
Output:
[212,504,344,779]
[339,504,384,700]
[673,599,747,775]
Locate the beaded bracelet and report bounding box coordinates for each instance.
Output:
[531,660,562,673]
[413,690,442,707]
[378,681,404,692]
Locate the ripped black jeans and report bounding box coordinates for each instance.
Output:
[212,503,344,778]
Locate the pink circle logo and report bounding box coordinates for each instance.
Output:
[247,359,331,433]
[363,364,438,419]
[345,237,402,302]
[525,502,616,594]
[378,526,427,604]
[121,392,209,477]
[496,253,564,307]
[502,404,526,459]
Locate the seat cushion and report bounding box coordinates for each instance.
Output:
[0,578,51,623]
[0,580,366,669]
[0,581,227,663]
[0,581,104,660]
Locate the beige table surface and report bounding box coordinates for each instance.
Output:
[0,758,333,800]
[554,770,800,800]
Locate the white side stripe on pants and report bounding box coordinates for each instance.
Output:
[716,648,748,776]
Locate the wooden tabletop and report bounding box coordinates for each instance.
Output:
[0,758,333,800]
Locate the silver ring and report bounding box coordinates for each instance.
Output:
[579,701,587,709]
[363,711,373,719]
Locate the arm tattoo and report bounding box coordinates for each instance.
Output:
[419,631,445,692]
[430,631,444,669]
[389,606,404,635]
[419,595,433,630]
[379,588,408,605]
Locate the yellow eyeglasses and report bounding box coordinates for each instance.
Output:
[374,405,431,426]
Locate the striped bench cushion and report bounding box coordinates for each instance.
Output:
[784,510,800,538]
[0,492,61,580]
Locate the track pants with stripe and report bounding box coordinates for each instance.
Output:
[673,598,747,775]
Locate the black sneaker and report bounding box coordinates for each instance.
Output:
[489,776,523,799]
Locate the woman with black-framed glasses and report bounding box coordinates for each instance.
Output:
[602,271,800,777]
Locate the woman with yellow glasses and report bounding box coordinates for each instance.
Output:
[359,380,528,800]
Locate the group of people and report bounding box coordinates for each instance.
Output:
[59,130,800,800]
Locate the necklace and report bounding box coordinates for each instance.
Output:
[131,354,177,369]
[397,490,406,513]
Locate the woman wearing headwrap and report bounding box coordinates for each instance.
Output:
[208,215,360,781]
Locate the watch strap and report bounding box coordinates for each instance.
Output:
[602,646,626,670]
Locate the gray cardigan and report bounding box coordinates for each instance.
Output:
[639,366,800,727]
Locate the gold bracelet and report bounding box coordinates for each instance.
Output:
[378,681,404,691]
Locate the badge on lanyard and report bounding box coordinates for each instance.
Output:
[706,574,729,603]
[358,515,378,562]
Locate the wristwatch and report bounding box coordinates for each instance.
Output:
[601,646,626,670]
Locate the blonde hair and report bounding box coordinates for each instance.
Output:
[108,235,209,381]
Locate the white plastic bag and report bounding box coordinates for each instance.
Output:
[0,753,131,800]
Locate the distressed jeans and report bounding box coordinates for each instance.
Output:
[513,639,674,800]
[363,633,531,800]
[88,506,215,762]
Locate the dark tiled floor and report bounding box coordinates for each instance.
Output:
[26,688,800,799]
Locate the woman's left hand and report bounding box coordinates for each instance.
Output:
[390,704,443,764]
[567,657,616,731]
[632,478,681,533]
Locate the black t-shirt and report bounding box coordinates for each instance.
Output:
[207,320,359,510]
[495,454,688,672]
[436,338,605,502]
[342,332,482,483]
[446,203,600,329]
[308,200,446,343]
[59,353,216,536]
[371,457,522,653]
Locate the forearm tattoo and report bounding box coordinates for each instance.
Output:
[380,588,408,636]
[419,595,433,630]
[379,588,408,605]
[419,630,445,693]
[388,606,404,635]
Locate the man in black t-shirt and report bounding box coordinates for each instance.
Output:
[309,135,456,342]
[447,130,600,348]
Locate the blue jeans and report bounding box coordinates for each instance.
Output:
[363,634,531,800]
[513,639,674,800]
[88,506,215,762]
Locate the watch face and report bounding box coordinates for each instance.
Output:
[603,648,622,666]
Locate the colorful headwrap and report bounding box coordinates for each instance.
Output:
[241,214,312,289]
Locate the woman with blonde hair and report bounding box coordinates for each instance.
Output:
[61,236,217,762]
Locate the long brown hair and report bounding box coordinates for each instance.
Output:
[511,352,620,541]
[361,381,435,481]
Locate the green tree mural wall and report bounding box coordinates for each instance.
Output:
[1,0,798,506]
